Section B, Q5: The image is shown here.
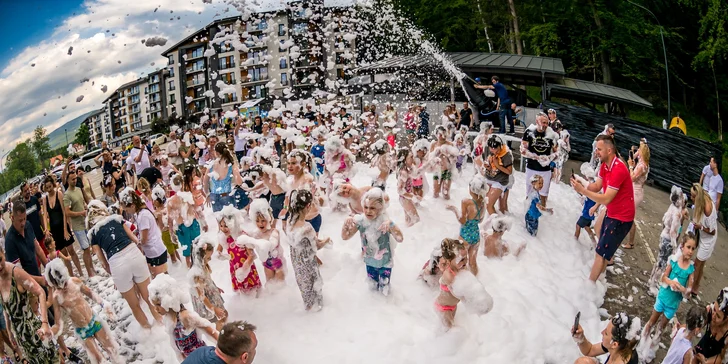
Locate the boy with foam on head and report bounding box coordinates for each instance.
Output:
[572,166,598,244]
[482,215,525,258]
[662,305,705,364]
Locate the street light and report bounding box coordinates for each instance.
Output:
[626,0,670,122]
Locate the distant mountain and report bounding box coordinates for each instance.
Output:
[47,110,98,150]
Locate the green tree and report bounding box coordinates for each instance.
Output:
[75,123,91,147]
[3,142,40,189]
[151,117,169,134]
[31,126,51,167]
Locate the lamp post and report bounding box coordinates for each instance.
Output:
[626,0,670,122]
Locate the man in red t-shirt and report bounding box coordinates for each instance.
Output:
[571,135,635,282]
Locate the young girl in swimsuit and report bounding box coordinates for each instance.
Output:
[430,126,458,200]
[411,139,432,201]
[396,148,420,226]
[445,175,487,275]
[435,238,465,329]
[419,239,467,287]
[248,198,285,283]
[148,274,219,361]
[370,140,393,191]
[189,238,228,331]
[215,207,262,295]
[44,259,119,364]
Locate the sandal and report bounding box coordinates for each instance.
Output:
[621,243,635,249]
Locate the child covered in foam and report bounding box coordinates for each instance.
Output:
[370,139,394,191]
[44,259,119,364]
[249,198,286,283]
[647,186,686,296]
[167,177,208,268]
[482,215,525,258]
[446,175,488,275]
[188,237,228,331]
[148,274,219,361]
[341,187,404,296]
[215,206,262,295]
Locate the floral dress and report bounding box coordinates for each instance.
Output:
[289,224,323,310]
[190,269,225,322]
[226,236,262,292]
[1,267,58,363]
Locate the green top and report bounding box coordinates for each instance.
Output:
[63,187,86,231]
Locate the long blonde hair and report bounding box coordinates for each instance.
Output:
[638,140,650,166]
[691,183,713,223]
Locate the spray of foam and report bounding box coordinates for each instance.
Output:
[148,274,190,312]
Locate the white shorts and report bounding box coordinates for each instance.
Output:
[525,168,552,197]
[487,180,507,192]
[697,236,717,261]
[108,244,150,293]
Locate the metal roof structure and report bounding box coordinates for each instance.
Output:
[355,52,652,108]
[357,53,565,77]
[547,78,653,108]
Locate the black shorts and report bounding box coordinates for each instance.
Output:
[146,251,168,267]
[270,193,286,219]
[595,216,633,260]
[576,216,593,228]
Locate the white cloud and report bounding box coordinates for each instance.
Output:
[0,0,238,150]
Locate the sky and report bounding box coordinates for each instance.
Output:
[0,0,248,159]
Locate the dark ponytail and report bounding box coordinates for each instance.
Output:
[215,142,235,165]
[288,189,313,227]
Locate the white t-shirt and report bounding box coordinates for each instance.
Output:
[234,131,246,152]
[702,165,714,190]
[130,147,150,173]
[167,140,182,165]
[708,173,724,205]
[136,209,167,258]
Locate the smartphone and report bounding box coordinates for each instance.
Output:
[571,168,575,179]
[572,312,581,335]
[629,150,634,159]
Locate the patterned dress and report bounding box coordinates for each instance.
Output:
[226,236,262,292]
[190,269,225,322]
[1,267,58,364]
[289,224,323,310]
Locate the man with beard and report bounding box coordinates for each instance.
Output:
[520,112,559,207]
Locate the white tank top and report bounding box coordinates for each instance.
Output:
[662,328,693,364]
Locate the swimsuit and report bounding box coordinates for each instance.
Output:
[75,314,103,340]
[435,266,458,311]
[173,312,206,357]
[460,199,483,245]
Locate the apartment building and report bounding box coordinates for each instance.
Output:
[146,69,168,123]
[102,75,163,147]
[84,108,107,149]
[161,0,357,120]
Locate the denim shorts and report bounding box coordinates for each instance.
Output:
[73,230,90,250]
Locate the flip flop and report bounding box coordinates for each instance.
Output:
[621,243,635,249]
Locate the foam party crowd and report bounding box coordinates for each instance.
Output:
[0,96,726,364]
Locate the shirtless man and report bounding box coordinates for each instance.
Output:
[44,259,119,364]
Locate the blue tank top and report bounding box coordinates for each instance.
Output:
[210,165,233,194]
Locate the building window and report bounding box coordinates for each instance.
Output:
[168,55,174,65]
[221,72,236,85]
[280,58,287,69]
[292,23,307,36]
[278,24,286,36]
[218,56,235,70]
[190,47,204,58]
[168,80,176,91]
[223,92,238,104]
[168,67,175,77]
[170,94,176,104]
[281,73,288,86]
[279,40,286,52]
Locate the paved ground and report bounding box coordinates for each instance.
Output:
[559,158,728,363]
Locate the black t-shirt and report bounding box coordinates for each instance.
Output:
[459,108,473,127]
[304,111,315,120]
[522,127,555,171]
[90,218,132,259]
[138,167,163,187]
[23,196,44,239]
[5,222,41,277]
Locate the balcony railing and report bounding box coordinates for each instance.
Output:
[186,79,206,88]
[186,66,205,74]
[240,76,268,86]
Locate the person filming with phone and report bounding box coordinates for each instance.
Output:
[571,312,640,364]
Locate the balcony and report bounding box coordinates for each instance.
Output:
[185,50,204,61]
[186,65,205,74]
[240,77,268,86]
[186,79,206,88]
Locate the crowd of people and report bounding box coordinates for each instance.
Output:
[0,83,725,363]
